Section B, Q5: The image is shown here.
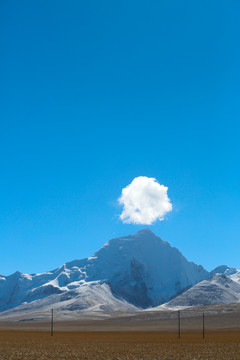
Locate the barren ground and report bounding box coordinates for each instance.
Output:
[0,329,240,360]
[1,309,240,359]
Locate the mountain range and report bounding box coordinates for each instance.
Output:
[0,229,239,319]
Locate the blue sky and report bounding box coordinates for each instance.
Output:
[1,0,240,275]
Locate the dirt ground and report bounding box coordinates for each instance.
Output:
[0,330,240,360]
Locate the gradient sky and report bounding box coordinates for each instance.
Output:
[1,0,240,275]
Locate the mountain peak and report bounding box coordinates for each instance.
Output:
[137,227,153,233]
[211,265,238,276]
[103,228,158,247]
[134,228,156,236]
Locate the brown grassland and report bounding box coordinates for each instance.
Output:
[1,310,240,359]
[0,329,240,360]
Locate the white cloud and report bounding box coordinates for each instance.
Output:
[118,176,172,225]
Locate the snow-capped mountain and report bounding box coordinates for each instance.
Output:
[0,229,209,314]
[0,282,138,320]
[210,265,238,277]
[166,271,240,308]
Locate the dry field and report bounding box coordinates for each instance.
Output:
[0,330,240,360]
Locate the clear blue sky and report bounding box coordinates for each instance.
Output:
[1,0,240,275]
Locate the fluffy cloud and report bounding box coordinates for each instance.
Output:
[118,176,172,225]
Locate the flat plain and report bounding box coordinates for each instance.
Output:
[1,308,240,360]
[0,329,240,360]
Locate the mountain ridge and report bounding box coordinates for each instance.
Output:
[0,229,238,317]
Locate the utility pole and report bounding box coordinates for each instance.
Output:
[202,312,205,339]
[178,310,180,339]
[51,309,53,336]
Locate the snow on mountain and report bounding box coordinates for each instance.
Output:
[229,270,240,283]
[0,229,210,314]
[210,265,238,276]
[165,273,240,308]
[93,228,209,307]
[0,282,138,320]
